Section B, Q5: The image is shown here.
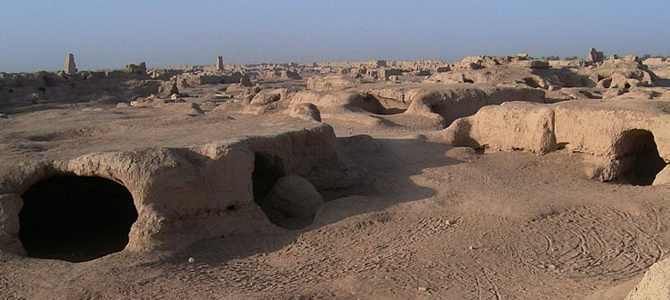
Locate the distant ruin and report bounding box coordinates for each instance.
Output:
[215,55,224,71]
[64,53,77,75]
[2,48,670,298]
[587,47,605,63]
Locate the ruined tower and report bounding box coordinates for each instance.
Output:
[215,55,224,71]
[587,48,604,63]
[64,53,77,75]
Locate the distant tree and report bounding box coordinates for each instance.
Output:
[564,55,579,61]
[540,55,560,61]
[641,54,652,60]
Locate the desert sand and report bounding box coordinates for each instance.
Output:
[2,50,670,299]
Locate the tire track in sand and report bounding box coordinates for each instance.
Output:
[515,205,664,282]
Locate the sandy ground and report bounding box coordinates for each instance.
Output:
[2,100,670,299]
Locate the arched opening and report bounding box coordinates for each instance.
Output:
[600,78,612,88]
[252,153,319,230]
[613,129,667,185]
[19,175,137,262]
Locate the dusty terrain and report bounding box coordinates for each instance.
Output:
[2,52,670,299]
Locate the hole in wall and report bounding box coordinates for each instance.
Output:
[252,153,285,202]
[252,153,320,230]
[19,175,137,262]
[613,129,666,185]
[601,78,612,88]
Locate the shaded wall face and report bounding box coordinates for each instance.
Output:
[19,175,137,262]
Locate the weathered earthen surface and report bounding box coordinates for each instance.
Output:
[437,102,556,154]
[435,99,670,183]
[250,88,293,105]
[286,83,546,128]
[0,109,358,252]
[307,76,363,91]
[652,165,670,185]
[2,52,670,298]
[626,256,670,300]
[402,84,546,126]
[286,102,321,122]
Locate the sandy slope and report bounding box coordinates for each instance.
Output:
[1,113,669,299]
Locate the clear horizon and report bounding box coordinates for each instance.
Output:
[1,0,669,73]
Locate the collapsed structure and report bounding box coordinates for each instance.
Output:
[0,109,358,261]
[2,48,670,297]
[431,100,670,185]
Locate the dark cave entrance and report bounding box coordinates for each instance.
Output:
[252,153,285,203]
[19,175,137,262]
[252,153,291,227]
[613,129,667,186]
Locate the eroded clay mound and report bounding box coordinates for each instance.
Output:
[284,83,546,128]
[433,99,670,185]
[0,108,359,261]
[436,102,557,154]
[626,256,670,299]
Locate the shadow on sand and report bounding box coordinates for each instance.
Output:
[171,135,461,266]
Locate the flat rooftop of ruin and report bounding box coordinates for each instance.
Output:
[0,104,320,163]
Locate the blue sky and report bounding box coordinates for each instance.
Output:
[1,0,668,72]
